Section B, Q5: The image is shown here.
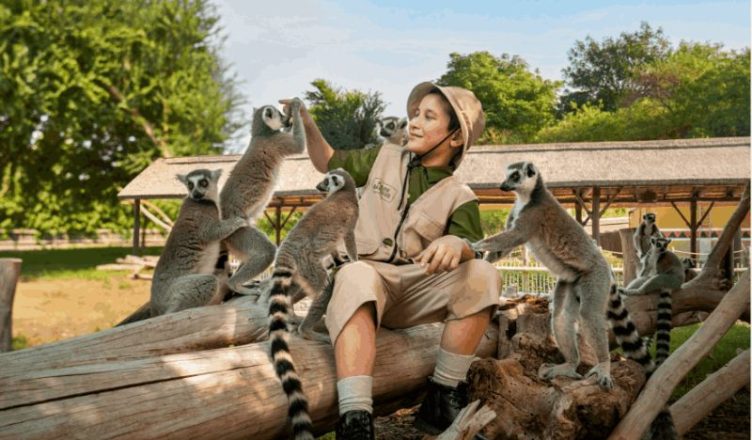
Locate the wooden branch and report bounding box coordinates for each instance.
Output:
[608,270,750,440]
[670,349,750,436]
[598,187,623,216]
[0,259,21,352]
[0,297,269,376]
[139,205,172,233]
[0,323,498,440]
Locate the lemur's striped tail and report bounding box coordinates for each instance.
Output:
[268,265,314,440]
[608,285,654,371]
[610,285,677,439]
[655,289,673,367]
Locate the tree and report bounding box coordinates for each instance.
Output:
[560,22,671,114]
[437,51,560,144]
[0,0,243,236]
[633,43,750,137]
[303,79,385,150]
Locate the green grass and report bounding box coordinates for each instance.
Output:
[0,247,163,281]
[11,334,29,350]
[666,322,750,399]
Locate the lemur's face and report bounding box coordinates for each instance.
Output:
[177,169,221,203]
[260,105,286,131]
[650,236,671,251]
[316,168,350,196]
[643,213,656,223]
[501,162,538,195]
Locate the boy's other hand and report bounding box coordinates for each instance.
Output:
[415,235,467,274]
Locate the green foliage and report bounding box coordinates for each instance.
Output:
[304,79,386,150]
[0,246,162,280]
[0,0,243,236]
[538,42,749,142]
[560,22,671,114]
[535,99,671,142]
[480,208,509,236]
[438,52,561,144]
[667,323,750,399]
[634,43,750,137]
[255,210,303,243]
[12,334,29,350]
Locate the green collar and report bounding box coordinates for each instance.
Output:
[419,165,453,184]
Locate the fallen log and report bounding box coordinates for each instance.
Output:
[0,296,268,376]
[608,270,750,440]
[473,296,646,439]
[670,349,750,436]
[0,323,498,440]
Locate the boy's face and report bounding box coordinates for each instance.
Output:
[405,94,462,159]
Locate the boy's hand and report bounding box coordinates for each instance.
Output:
[279,98,307,116]
[415,235,468,274]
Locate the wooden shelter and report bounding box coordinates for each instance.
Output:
[118,136,750,250]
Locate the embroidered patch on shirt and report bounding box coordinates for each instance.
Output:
[371,178,396,202]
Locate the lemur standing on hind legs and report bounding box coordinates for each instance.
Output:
[633,212,663,259]
[473,162,652,390]
[150,169,248,317]
[219,99,306,295]
[267,169,359,439]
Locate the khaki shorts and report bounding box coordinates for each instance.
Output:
[324,259,501,345]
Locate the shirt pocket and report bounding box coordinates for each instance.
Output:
[401,212,445,258]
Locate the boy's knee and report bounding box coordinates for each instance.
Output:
[462,259,501,291]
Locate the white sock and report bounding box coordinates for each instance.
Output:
[432,347,475,388]
[337,375,373,415]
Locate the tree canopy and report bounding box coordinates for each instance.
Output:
[438,51,561,144]
[559,22,671,114]
[0,0,242,236]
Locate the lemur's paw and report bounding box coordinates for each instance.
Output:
[538,363,582,381]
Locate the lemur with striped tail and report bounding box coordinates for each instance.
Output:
[473,162,656,390]
[267,169,359,440]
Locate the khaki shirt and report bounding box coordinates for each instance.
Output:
[329,143,479,263]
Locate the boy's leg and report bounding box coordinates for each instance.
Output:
[381,259,500,434]
[326,261,392,439]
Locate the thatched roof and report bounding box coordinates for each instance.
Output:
[118,137,750,207]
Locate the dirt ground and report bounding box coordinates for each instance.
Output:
[12,274,150,346]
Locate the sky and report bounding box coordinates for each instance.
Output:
[212,0,750,149]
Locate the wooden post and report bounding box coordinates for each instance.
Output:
[275,205,282,246]
[133,199,141,255]
[575,192,583,225]
[591,186,601,245]
[618,228,638,284]
[0,259,21,352]
[690,197,698,265]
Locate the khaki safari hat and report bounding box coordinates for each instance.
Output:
[406,82,485,167]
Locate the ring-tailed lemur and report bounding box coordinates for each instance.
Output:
[473,162,652,390]
[365,116,408,149]
[633,213,662,259]
[621,236,684,366]
[268,169,359,439]
[150,169,248,316]
[220,99,306,294]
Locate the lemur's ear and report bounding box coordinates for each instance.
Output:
[176,174,187,184]
[524,162,537,177]
[211,169,222,181]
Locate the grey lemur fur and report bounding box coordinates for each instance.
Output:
[621,236,682,440]
[365,116,408,149]
[633,212,662,259]
[268,169,359,440]
[150,169,247,317]
[220,99,306,294]
[474,162,651,390]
